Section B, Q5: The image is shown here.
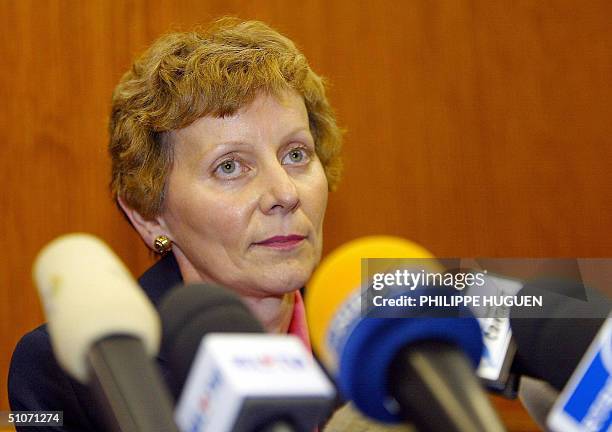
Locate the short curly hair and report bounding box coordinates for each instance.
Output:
[109,18,343,219]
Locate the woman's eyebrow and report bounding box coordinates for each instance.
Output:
[213,127,311,150]
[210,140,251,151]
[197,126,312,160]
[190,140,250,167]
[280,126,312,142]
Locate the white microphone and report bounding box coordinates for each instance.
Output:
[461,271,522,395]
[159,283,336,432]
[176,334,335,432]
[34,233,178,432]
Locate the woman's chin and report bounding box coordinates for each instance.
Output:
[248,271,311,297]
[238,258,313,292]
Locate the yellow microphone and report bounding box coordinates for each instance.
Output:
[305,236,504,431]
[306,235,436,370]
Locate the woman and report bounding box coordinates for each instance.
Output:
[9,18,342,431]
[109,16,342,336]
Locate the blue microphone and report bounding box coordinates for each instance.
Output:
[306,236,506,432]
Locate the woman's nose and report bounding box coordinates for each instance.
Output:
[258,163,300,215]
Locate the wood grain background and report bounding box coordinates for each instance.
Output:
[2,1,611,430]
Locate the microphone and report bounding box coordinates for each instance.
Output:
[33,233,179,432]
[305,236,506,432]
[159,284,336,432]
[510,280,611,391]
[428,261,611,397]
[546,316,612,432]
[443,262,612,430]
[504,280,612,432]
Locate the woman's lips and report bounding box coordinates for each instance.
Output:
[254,234,306,250]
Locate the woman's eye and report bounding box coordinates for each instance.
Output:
[282,147,310,165]
[220,160,236,173]
[214,159,245,178]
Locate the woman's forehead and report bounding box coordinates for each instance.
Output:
[169,91,310,156]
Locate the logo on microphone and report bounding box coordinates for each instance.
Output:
[232,354,305,371]
[187,369,223,432]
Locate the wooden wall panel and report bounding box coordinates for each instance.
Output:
[2,1,611,430]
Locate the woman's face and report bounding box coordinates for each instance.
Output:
[159,90,328,298]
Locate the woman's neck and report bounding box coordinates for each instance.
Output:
[174,251,296,333]
[242,292,295,333]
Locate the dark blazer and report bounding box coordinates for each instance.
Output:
[8,253,183,431]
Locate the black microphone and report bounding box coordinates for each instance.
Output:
[510,280,611,391]
[33,233,179,432]
[159,283,264,397]
[159,284,335,432]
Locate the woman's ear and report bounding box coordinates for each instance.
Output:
[117,196,170,251]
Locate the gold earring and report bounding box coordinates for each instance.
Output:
[153,235,172,254]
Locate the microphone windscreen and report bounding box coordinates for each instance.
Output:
[305,235,437,368]
[159,284,264,396]
[33,233,160,383]
[305,236,484,423]
[511,281,611,390]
